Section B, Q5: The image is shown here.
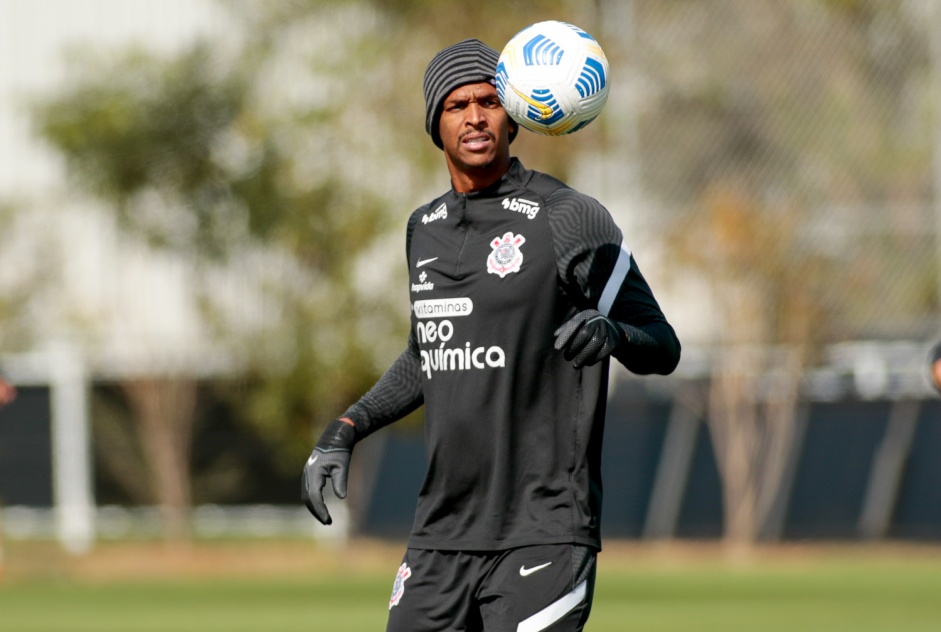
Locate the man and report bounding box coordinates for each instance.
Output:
[303,39,680,631]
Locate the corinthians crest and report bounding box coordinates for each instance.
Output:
[389,563,412,609]
[487,232,526,278]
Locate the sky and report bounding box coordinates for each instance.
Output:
[0,0,224,196]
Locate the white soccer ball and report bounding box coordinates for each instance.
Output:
[496,21,610,136]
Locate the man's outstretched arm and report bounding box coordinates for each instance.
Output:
[302,335,424,525]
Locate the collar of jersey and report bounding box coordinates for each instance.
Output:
[453,158,527,199]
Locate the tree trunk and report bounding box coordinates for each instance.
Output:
[123,377,198,541]
[708,345,761,544]
[707,342,806,546]
[704,278,810,546]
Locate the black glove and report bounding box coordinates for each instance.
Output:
[302,419,356,525]
[554,309,623,369]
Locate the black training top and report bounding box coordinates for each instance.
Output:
[343,158,679,551]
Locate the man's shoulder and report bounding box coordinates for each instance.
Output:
[512,161,602,212]
[512,161,569,200]
[540,182,609,222]
[408,192,451,225]
[410,195,444,217]
[525,171,619,245]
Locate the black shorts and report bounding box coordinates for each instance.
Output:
[385,543,596,632]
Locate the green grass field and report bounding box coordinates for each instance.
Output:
[1,540,940,631]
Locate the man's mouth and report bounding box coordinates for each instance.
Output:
[461,132,493,150]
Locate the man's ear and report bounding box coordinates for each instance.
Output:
[508,119,519,143]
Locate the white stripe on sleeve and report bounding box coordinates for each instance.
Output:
[597,241,632,317]
[516,580,588,632]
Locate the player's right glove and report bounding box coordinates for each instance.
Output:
[302,419,356,525]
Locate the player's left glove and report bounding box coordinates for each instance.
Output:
[302,419,356,526]
[554,309,624,369]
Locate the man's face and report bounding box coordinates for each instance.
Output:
[438,81,515,178]
[932,359,941,392]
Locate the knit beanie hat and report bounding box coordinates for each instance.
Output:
[423,38,518,149]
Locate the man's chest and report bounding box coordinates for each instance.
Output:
[408,195,564,382]
[408,196,556,304]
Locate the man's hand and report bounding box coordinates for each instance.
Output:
[302,418,356,525]
[554,309,623,369]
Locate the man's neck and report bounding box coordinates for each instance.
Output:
[449,158,512,193]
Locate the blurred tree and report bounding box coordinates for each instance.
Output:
[0,201,57,351]
[36,32,398,537]
[0,204,25,347]
[637,0,935,543]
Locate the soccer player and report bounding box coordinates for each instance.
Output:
[302,39,681,632]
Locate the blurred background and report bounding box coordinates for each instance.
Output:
[1,0,941,611]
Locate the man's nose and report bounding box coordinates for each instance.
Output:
[466,103,486,125]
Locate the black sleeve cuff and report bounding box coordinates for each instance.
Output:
[315,419,356,451]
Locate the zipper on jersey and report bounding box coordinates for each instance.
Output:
[454,193,469,275]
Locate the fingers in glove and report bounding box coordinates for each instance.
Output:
[554,312,591,351]
[330,461,349,499]
[571,317,621,368]
[563,321,597,360]
[572,332,615,368]
[305,493,332,525]
[572,336,601,368]
[302,458,332,525]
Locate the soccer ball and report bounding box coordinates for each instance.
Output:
[496,21,609,136]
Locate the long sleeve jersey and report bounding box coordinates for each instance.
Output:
[343,159,680,551]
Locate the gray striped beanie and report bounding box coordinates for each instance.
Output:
[423,38,517,149]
